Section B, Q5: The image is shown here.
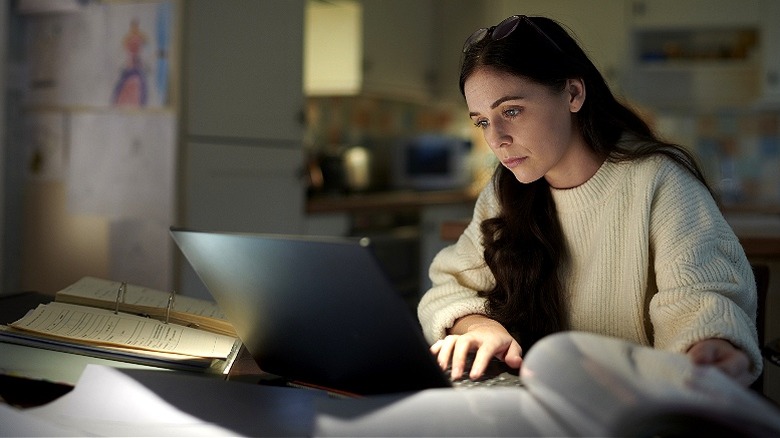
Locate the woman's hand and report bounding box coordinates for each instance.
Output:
[687,338,753,386]
[430,314,523,380]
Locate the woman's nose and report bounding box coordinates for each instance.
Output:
[485,126,510,150]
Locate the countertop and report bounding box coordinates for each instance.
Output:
[440,213,780,258]
[308,190,780,258]
[306,188,478,214]
[307,190,780,216]
[722,212,780,257]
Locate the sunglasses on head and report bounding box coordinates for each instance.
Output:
[462,15,563,54]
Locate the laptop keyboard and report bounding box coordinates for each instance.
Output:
[447,356,523,389]
[451,371,523,388]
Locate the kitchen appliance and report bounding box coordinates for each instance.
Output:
[393,134,472,191]
[312,145,373,194]
[343,146,372,192]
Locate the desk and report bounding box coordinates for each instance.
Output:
[0,292,63,407]
[4,294,780,436]
[4,330,780,437]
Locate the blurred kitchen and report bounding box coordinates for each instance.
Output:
[301,0,780,316]
[1,0,779,332]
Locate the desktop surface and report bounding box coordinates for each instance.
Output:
[0,292,68,407]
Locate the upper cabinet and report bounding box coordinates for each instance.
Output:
[304,0,362,96]
[304,0,434,102]
[758,0,780,105]
[185,0,304,141]
[430,0,490,104]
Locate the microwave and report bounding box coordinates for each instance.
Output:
[393,134,472,191]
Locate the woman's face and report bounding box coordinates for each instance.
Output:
[464,67,595,189]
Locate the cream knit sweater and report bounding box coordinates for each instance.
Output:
[417,154,763,380]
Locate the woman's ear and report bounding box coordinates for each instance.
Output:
[567,78,586,113]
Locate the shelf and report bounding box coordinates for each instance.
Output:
[625,24,762,110]
[634,27,759,63]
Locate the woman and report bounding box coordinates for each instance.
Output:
[417,15,761,387]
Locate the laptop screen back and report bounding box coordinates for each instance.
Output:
[169,228,450,395]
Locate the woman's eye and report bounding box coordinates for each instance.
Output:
[503,107,521,118]
[473,119,488,129]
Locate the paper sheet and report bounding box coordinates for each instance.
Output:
[67,111,175,222]
[0,403,84,437]
[313,387,567,437]
[23,365,322,437]
[522,332,780,436]
[9,302,235,358]
[15,364,565,437]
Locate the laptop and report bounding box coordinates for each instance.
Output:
[169,227,455,395]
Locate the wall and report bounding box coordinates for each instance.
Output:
[9,1,179,294]
[655,110,780,206]
[22,182,109,293]
[0,0,7,294]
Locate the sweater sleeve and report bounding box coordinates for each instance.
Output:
[647,160,762,380]
[417,186,498,344]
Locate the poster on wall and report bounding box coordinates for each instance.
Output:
[24,0,173,109]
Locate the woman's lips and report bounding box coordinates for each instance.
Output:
[502,157,526,168]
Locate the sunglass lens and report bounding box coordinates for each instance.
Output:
[492,15,521,41]
[463,27,488,53]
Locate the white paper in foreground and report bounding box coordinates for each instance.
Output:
[22,364,322,437]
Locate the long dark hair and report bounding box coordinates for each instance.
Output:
[459,16,711,347]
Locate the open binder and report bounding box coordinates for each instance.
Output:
[0,277,241,374]
[52,276,236,336]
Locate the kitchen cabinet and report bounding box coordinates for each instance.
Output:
[758,0,780,105]
[430,0,488,103]
[185,0,303,142]
[362,0,434,101]
[304,0,435,102]
[0,0,9,295]
[303,0,361,96]
[419,203,475,295]
[183,0,305,233]
[305,189,477,303]
[181,0,306,298]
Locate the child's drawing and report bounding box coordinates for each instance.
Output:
[111,18,149,107]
